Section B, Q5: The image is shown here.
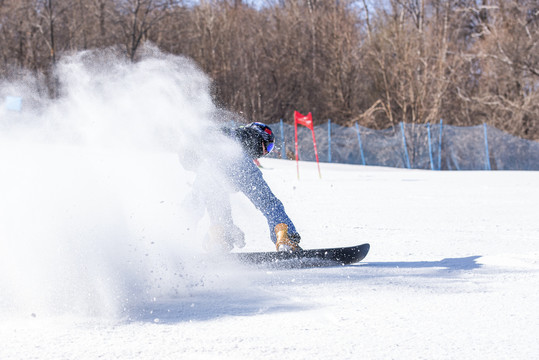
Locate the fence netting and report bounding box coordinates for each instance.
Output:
[267,122,539,170]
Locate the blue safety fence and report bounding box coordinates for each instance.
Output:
[268,120,539,170]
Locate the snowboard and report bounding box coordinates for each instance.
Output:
[231,243,370,267]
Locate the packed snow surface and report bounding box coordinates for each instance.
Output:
[1,157,538,359]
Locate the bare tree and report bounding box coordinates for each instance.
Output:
[0,0,538,139]
[455,0,539,138]
[114,0,171,60]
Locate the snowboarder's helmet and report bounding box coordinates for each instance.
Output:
[237,122,275,158]
[248,122,275,154]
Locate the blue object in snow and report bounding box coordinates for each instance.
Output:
[5,96,22,111]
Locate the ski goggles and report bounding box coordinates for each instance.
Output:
[265,141,274,154]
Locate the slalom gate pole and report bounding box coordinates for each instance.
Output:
[295,119,300,179]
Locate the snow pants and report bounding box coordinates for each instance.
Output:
[190,154,298,245]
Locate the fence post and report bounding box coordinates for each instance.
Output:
[280,119,286,159]
[438,119,443,170]
[427,122,434,170]
[400,122,411,169]
[483,123,491,170]
[327,119,332,163]
[355,122,366,165]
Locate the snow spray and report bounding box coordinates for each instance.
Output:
[0,45,247,319]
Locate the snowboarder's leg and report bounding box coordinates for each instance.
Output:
[231,159,300,246]
[203,186,245,252]
[188,169,245,252]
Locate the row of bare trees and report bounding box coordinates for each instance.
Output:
[1,0,538,139]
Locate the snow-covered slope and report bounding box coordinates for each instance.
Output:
[1,154,538,360]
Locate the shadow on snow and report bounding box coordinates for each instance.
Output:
[363,256,482,271]
[125,256,482,324]
[125,288,308,324]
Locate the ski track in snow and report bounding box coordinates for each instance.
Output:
[1,157,539,360]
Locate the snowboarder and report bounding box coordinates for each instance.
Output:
[180,122,301,253]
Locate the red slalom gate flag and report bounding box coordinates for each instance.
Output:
[294,111,314,130]
[294,111,321,179]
